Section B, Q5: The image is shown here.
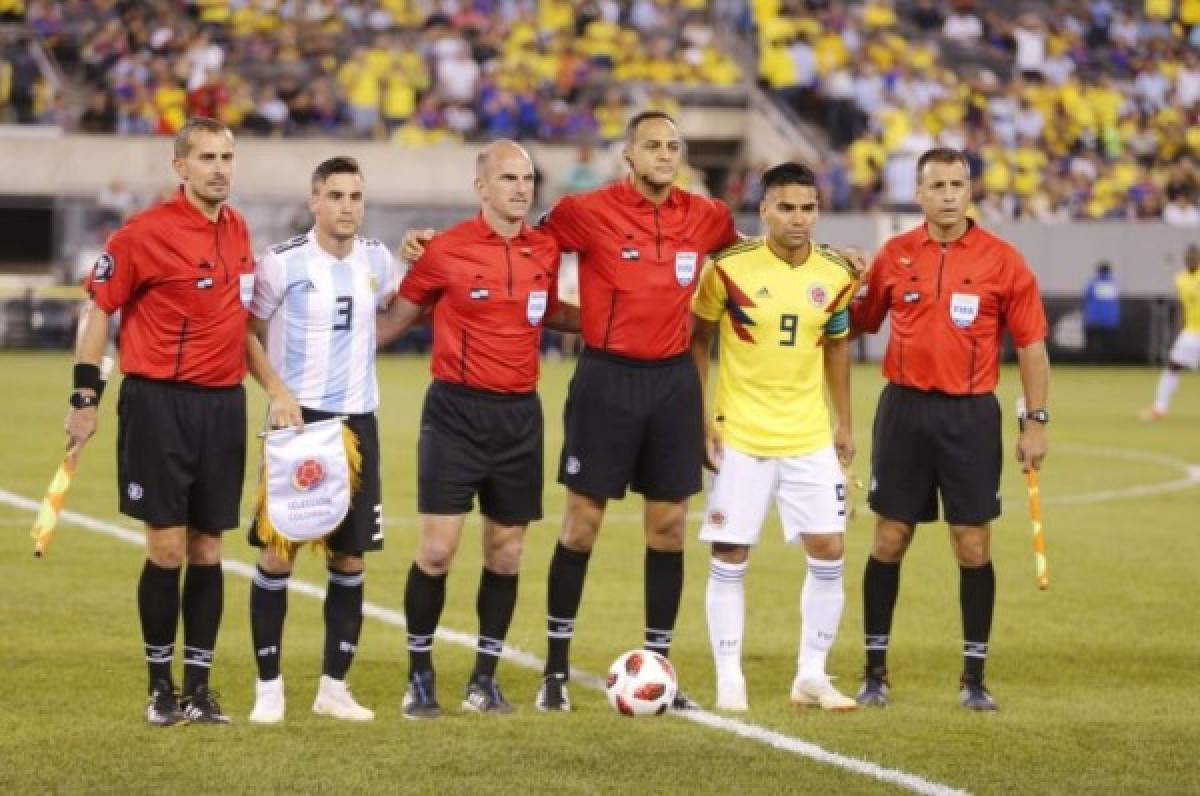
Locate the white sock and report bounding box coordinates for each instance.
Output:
[706,558,748,682]
[797,556,845,680]
[1154,369,1180,413]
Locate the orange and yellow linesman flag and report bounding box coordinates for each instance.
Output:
[1025,469,1050,590]
[1016,397,1049,590]
[33,353,113,557]
[31,454,77,558]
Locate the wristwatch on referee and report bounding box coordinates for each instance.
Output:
[68,390,99,410]
[1025,408,1050,425]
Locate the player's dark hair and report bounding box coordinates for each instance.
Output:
[917,147,971,181]
[311,156,362,193]
[760,161,819,195]
[174,116,232,158]
[625,110,677,143]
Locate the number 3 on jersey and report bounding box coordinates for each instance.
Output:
[333,296,354,330]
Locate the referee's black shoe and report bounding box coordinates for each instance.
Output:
[959,675,998,711]
[670,689,699,711]
[145,679,188,727]
[856,666,890,707]
[463,674,515,714]
[402,670,442,720]
[535,673,571,712]
[180,685,232,724]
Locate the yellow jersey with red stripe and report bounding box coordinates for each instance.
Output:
[693,239,858,457]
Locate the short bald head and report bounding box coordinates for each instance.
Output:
[476,139,533,180]
[475,139,536,228]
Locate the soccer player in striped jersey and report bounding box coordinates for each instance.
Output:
[690,162,860,712]
[1141,244,1200,420]
[243,156,400,723]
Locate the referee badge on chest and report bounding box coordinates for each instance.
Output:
[526,290,548,326]
[675,252,698,287]
[950,292,980,328]
[240,273,255,307]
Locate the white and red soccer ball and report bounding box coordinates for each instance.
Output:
[605,649,678,717]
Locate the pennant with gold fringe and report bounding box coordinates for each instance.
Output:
[252,418,362,560]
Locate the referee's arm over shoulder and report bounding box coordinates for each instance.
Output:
[847,247,892,338]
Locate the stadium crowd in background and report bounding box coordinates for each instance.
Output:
[3,1,1199,224]
[4,0,738,144]
[752,0,1200,222]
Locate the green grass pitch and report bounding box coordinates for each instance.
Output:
[0,352,1197,794]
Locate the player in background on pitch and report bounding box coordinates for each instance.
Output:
[243,156,399,723]
[691,162,860,712]
[1141,244,1200,420]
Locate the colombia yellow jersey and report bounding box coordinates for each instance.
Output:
[1178,269,1200,332]
[693,239,858,457]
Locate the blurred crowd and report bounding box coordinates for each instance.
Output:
[0,0,739,144]
[2,0,1199,225]
[753,0,1200,224]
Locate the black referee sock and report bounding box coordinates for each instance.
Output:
[960,562,996,681]
[473,568,519,680]
[404,562,446,675]
[644,548,684,658]
[545,542,592,676]
[138,560,181,690]
[250,565,289,681]
[863,556,902,671]
[323,566,365,680]
[181,562,223,696]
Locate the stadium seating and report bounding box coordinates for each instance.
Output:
[2,0,1198,225]
[8,0,741,145]
[752,0,1200,223]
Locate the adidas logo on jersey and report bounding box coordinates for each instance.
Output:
[755,287,771,299]
[470,288,490,300]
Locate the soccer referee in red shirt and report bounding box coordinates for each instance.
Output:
[535,112,738,711]
[849,148,1050,711]
[64,118,296,726]
[380,140,580,718]
[403,113,739,711]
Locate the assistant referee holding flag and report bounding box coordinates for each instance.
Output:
[65,117,283,725]
[850,147,1050,711]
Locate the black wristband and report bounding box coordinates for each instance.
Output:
[73,363,102,392]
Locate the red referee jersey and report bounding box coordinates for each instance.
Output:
[399,215,561,394]
[87,188,255,387]
[850,221,1047,395]
[540,179,737,360]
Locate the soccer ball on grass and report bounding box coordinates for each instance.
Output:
[605,649,678,717]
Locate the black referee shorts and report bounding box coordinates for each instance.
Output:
[247,409,383,555]
[117,376,246,533]
[418,380,544,526]
[558,348,704,502]
[867,383,1002,526]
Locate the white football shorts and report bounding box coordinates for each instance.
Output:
[1168,330,1200,369]
[699,444,847,546]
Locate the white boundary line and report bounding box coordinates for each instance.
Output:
[0,486,965,796]
[1040,444,1200,505]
